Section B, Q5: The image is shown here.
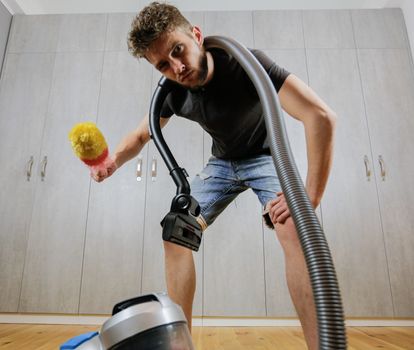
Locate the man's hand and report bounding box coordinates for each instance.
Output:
[267,192,291,225]
[91,157,117,183]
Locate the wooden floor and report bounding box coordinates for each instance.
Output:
[0,324,413,349]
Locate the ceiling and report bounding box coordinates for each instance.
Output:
[1,0,404,15]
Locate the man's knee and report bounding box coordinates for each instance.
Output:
[274,217,302,249]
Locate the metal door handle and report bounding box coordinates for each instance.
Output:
[363,155,371,181]
[378,155,386,181]
[40,156,48,181]
[151,158,157,182]
[26,156,34,181]
[136,157,142,181]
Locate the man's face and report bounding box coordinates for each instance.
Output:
[146,27,208,89]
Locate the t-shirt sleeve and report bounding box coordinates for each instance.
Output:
[251,49,290,92]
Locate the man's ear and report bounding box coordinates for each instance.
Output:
[192,25,204,46]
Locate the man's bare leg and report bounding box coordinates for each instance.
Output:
[275,217,319,350]
[163,241,196,331]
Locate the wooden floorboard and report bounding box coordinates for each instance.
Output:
[0,324,413,349]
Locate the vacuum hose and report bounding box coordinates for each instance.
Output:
[149,36,347,349]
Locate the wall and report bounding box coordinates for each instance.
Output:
[3,0,414,67]
[0,1,12,76]
[1,8,413,319]
[4,0,413,13]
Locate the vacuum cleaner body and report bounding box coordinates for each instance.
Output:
[60,293,195,350]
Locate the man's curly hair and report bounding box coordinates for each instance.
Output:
[128,2,192,59]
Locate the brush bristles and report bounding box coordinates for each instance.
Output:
[69,122,108,160]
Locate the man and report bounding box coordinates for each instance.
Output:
[93,2,337,349]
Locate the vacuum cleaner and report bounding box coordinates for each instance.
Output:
[61,35,346,349]
[60,293,194,349]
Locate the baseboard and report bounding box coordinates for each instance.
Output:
[0,314,413,327]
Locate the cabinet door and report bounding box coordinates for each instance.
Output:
[202,177,266,317]
[204,11,254,48]
[358,49,414,317]
[307,49,393,316]
[56,14,107,52]
[202,133,266,317]
[263,50,309,186]
[253,10,304,49]
[302,10,355,49]
[7,15,60,53]
[0,53,54,311]
[201,9,265,318]
[0,1,11,72]
[141,70,205,315]
[105,13,136,51]
[79,52,152,314]
[19,52,104,313]
[352,9,408,49]
[260,49,309,316]
[140,11,205,316]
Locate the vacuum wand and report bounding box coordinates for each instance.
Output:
[149,79,203,252]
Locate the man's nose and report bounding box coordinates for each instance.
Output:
[171,59,185,75]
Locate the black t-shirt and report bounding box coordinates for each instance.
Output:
[160,48,290,159]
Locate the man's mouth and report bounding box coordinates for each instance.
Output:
[179,70,193,83]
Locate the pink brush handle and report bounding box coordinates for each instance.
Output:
[80,148,109,166]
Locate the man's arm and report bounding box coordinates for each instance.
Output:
[93,114,170,182]
[267,74,337,224]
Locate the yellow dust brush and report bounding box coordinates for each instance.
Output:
[69,122,109,167]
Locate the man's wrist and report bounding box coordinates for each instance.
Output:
[113,153,123,168]
[306,189,321,209]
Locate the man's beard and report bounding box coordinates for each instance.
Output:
[196,49,208,85]
[190,49,208,89]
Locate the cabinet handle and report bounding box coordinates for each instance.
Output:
[363,155,371,181]
[26,156,34,181]
[378,155,386,181]
[40,156,48,181]
[151,158,157,182]
[136,157,142,182]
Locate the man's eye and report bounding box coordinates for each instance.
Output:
[174,44,183,54]
[159,62,168,71]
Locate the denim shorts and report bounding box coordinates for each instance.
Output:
[190,154,281,230]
